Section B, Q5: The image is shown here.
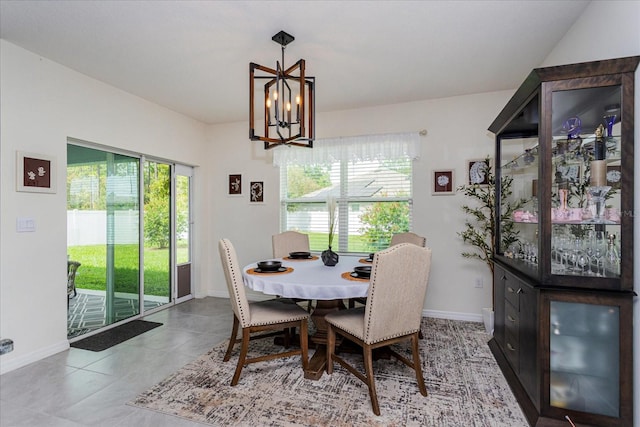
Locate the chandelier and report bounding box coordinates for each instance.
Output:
[250,31,315,149]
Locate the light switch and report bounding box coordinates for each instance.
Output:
[16,217,36,232]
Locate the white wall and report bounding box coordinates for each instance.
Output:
[540,2,640,425]
[206,92,512,317]
[0,40,208,374]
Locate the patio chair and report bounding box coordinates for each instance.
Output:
[67,260,81,307]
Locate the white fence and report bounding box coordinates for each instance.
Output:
[67,210,139,246]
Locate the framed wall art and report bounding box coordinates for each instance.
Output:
[16,151,56,193]
[606,165,621,190]
[228,174,242,196]
[467,158,490,185]
[432,169,455,195]
[249,181,264,203]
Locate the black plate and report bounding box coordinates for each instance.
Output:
[289,251,312,259]
[254,267,287,273]
[257,260,282,271]
[350,272,370,279]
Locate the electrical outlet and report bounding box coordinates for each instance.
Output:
[474,277,484,288]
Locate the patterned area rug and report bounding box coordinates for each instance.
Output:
[130,318,527,426]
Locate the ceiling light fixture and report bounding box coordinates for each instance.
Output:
[250,30,315,149]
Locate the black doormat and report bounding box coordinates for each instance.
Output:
[70,320,162,352]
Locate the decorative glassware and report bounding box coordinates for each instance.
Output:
[587,186,611,223]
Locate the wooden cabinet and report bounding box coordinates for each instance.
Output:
[488,56,638,426]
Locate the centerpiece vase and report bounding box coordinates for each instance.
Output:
[321,246,339,266]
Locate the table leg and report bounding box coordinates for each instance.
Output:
[304,299,345,380]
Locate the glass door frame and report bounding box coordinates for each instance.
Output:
[67,139,194,339]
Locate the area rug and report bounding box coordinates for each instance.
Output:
[129,318,526,426]
[71,319,163,351]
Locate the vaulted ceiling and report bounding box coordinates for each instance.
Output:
[0,0,590,125]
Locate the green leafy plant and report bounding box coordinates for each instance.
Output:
[457,157,525,275]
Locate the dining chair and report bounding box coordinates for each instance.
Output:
[326,243,432,415]
[272,231,313,312]
[349,232,427,320]
[218,238,310,386]
[272,230,310,258]
[390,232,427,247]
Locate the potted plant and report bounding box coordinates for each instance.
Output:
[457,157,525,334]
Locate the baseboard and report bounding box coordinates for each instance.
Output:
[207,291,484,322]
[0,340,69,375]
[423,309,483,323]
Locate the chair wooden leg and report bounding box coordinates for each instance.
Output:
[299,319,309,370]
[223,316,240,362]
[411,333,428,396]
[231,328,250,386]
[363,345,380,416]
[326,323,335,374]
[348,299,355,309]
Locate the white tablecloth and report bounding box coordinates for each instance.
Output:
[242,255,370,300]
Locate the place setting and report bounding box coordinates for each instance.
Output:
[358,252,375,264]
[282,251,319,261]
[246,260,293,275]
[341,265,371,282]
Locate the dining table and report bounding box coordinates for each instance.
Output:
[242,254,372,380]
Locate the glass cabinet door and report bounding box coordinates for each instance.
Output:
[549,85,622,280]
[497,94,540,274]
[548,300,619,418]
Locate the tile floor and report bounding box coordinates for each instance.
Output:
[1,297,234,426]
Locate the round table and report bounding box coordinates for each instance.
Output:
[243,255,371,379]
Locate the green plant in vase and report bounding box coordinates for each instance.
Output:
[457,157,525,275]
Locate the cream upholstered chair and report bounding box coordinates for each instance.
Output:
[349,232,427,313]
[272,231,310,258]
[272,231,312,311]
[390,232,427,247]
[218,238,310,386]
[326,243,432,415]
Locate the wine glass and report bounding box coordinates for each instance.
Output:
[594,247,604,276]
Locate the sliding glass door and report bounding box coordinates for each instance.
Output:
[67,145,140,337]
[142,160,172,311]
[67,143,194,338]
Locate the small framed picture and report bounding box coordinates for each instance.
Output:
[606,165,621,190]
[467,158,490,185]
[432,169,455,195]
[249,181,264,203]
[16,151,56,193]
[228,174,242,196]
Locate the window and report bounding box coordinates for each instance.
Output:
[276,132,420,253]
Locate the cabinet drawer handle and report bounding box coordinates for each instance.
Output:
[507,315,516,323]
[507,286,515,293]
[507,343,516,352]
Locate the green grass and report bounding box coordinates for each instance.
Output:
[307,232,382,252]
[68,244,188,297]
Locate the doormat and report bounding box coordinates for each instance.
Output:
[71,320,162,351]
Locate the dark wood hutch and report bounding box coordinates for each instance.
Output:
[488,56,639,426]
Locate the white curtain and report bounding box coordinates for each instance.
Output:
[272,131,421,166]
